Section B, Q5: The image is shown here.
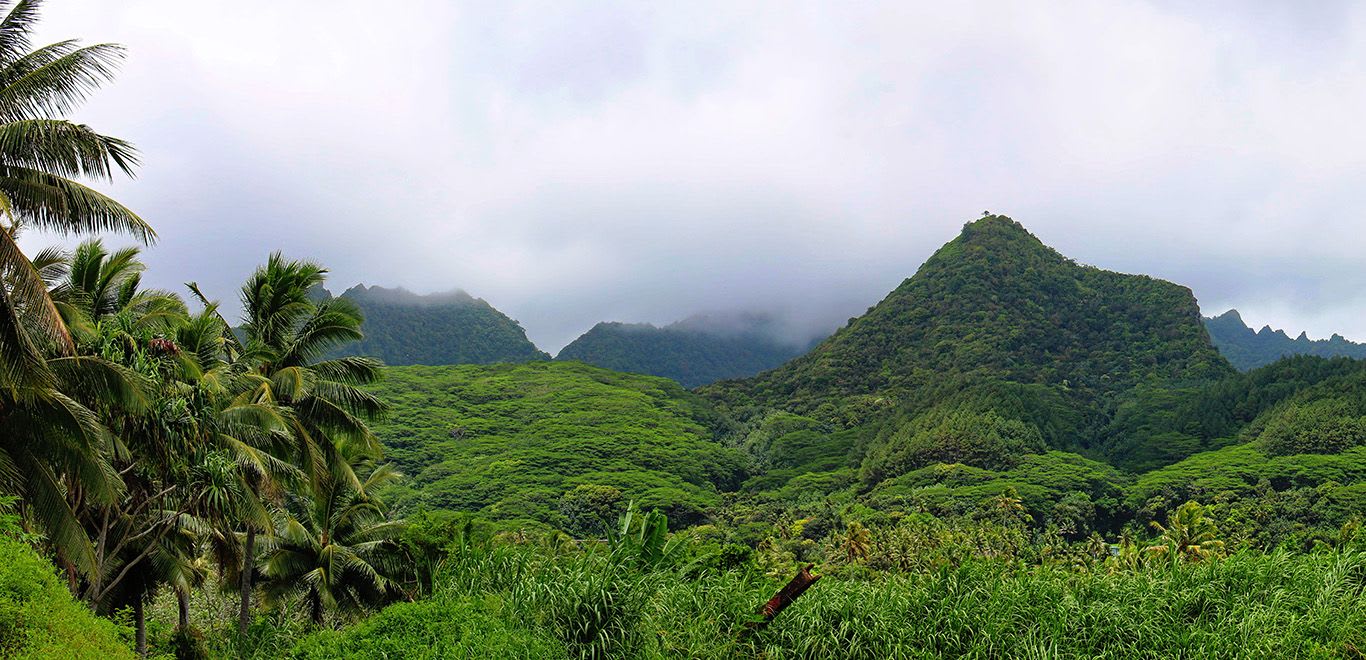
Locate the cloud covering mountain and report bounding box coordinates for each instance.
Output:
[27,0,1366,350]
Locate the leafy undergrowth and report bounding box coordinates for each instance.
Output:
[290,595,562,659]
[289,544,1366,659]
[0,535,134,659]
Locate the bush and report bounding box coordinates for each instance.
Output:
[1260,398,1366,456]
[0,535,134,659]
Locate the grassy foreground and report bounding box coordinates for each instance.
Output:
[286,544,1366,659]
[0,534,134,659]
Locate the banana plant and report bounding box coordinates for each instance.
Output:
[608,501,684,570]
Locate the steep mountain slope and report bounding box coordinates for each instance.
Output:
[1204,309,1366,371]
[328,285,549,365]
[556,312,815,388]
[705,215,1232,417]
[369,362,744,530]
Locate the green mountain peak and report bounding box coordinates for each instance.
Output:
[706,214,1232,416]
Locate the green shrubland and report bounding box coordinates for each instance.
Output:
[0,503,134,659]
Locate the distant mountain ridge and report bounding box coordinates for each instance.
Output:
[326,284,549,365]
[555,311,819,388]
[1204,309,1366,371]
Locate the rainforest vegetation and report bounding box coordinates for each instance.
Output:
[556,313,814,388]
[320,284,549,366]
[1,3,1364,659]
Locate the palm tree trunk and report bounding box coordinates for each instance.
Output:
[177,585,190,630]
[134,596,147,658]
[238,527,255,636]
[310,588,323,626]
[65,560,78,596]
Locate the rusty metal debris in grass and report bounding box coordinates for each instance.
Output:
[744,563,821,635]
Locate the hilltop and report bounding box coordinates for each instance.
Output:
[705,215,1231,418]
[324,284,550,365]
[556,312,818,388]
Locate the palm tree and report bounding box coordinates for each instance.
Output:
[0,0,150,386]
[0,0,149,577]
[227,253,387,634]
[40,241,198,610]
[840,521,871,564]
[52,239,182,333]
[45,245,290,650]
[258,453,403,625]
[1147,501,1225,563]
[985,487,1032,526]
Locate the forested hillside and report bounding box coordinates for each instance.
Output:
[244,216,1366,655]
[705,215,1232,419]
[373,217,1366,552]
[1205,309,1366,370]
[324,284,549,365]
[370,362,744,530]
[556,312,814,387]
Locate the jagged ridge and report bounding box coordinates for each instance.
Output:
[1204,309,1366,371]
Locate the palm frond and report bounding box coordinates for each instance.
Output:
[0,119,137,180]
[0,2,41,65]
[0,42,125,121]
[0,165,152,241]
[279,298,363,366]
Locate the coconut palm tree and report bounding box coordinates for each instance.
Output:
[1147,501,1225,563]
[0,0,150,577]
[258,453,403,625]
[840,521,872,564]
[0,0,150,385]
[52,239,182,333]
[228,253,387,633]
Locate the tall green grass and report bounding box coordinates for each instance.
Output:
[292,546,1366,659]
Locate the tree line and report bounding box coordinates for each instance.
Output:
[0,3,405,655]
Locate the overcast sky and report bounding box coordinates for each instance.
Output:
[24,0,1366,352]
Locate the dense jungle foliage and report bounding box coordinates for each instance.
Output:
[370,362,744,530]
[322,284,549,365]
[1205,308,1366,371]
[279,515,1366,659]
[0,500,135,659]
[556,313,813,388]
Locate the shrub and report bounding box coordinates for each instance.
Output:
[0,535,134,659]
